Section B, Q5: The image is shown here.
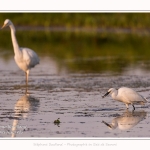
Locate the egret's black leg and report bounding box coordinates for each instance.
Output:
[132,104,135,110]
[25,72,28,86]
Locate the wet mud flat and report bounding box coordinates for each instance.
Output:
[0,69,150,137]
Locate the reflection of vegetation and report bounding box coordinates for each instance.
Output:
[64,58,129,73]
[1,30,150,58]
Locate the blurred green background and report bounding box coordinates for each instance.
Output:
[0,13,150,74]
[1,13,150,28]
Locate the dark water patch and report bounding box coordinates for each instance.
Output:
[91,108,121,112]
[108,113,121,117]
[0,109,14,112]
[0,116,21,120]
[74,112,94,117]
[55,112,64,114]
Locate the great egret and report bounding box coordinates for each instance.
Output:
[102,87,147,110]
[1,19,40,86]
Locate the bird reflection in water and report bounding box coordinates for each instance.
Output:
[102,110,147,131]
[11,89,39,137]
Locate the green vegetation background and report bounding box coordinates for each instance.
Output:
[0,13,150,28]
[0,13,150,73]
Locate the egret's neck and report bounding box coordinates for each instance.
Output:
[111,90,118,99]
[9,24,21,56]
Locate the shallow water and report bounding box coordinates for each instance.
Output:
[0,55,150,138]
[1,24,150,138]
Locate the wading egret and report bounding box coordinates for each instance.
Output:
[102,87,147,110]
[1,19,40,86]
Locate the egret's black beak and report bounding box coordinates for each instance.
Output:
[102,121,112,128]
[102,91,110,98]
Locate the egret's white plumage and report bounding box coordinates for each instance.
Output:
[1,19,40,85]
[102,87,147,110]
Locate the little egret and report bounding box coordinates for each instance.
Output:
[1,19,40,86]
[102,87,147,110]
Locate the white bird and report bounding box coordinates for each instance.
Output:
[102,87,147,110]
[1,19,40,86]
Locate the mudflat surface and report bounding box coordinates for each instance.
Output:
[0,56,150,138]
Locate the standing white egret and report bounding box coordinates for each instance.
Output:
[1,19,40,86]
[102,87,147,110]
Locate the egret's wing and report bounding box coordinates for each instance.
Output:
[21,48,40,68]
[120,87,147,103]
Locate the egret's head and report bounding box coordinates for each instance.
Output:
[1,19,12,29]
[102,88,116,98]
